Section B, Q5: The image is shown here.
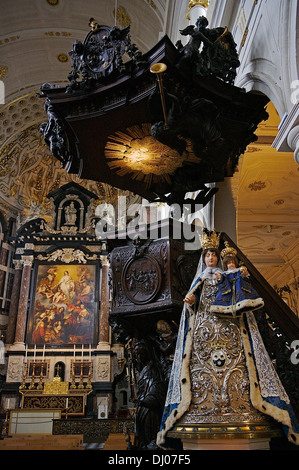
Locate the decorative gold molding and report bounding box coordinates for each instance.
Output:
[113,6,131,28]
[0,65,8,80]
[46,0,59,5]
[37,248,98,264]
[248,181,267,191]
[0,36,20,47]
[57,53,69,63]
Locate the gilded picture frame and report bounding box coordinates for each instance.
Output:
[26,263,98,346]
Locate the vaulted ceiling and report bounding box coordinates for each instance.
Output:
[0,0,174,220]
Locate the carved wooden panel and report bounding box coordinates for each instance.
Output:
[110,237,200,317]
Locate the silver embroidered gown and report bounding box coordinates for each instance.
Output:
[168,277,279,440]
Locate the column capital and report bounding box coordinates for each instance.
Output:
[13,259,23,270]
[21,255,34,267]
[100,254,110,267]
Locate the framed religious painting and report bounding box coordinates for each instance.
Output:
[26,263,99,346]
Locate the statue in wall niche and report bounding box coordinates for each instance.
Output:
[177,16,240,85]
[64,201,77,226]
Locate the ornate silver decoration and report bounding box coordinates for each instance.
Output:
[179,278,267,426]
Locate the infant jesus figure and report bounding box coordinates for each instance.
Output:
[210,242,264,316]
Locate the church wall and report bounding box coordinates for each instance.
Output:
[210,0,299,117]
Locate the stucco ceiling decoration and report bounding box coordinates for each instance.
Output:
[233,102,299,291]
[0,123,123,226]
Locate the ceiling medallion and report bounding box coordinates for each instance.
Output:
[46,0,59,5]
[274,199,285,206]
[105,123,200,187]
[248,181,266,191]
[57,53,68,63]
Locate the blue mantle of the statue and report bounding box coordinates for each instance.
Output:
[211,268,264,315]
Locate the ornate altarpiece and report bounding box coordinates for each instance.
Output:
[3,182,114,419]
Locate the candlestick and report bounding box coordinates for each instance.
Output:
[33,344,36,362]
[89,344,91,360]
[73,344,76,358]
[81,344,84,359]
[42,344,45,361]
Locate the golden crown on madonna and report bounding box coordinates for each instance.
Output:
[200,230,221,250]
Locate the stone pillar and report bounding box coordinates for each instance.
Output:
[186,0,209,22]
[98,255,110,348]
[0,242,8,295]
[6,260,23,344]
[214,181,237,243]
[13,255,33,349]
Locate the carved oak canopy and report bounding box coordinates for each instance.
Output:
[39,17,269,207]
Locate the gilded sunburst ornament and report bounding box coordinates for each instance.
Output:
[105,123,200,187]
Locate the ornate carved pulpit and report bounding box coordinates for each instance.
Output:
[39,17,269,209]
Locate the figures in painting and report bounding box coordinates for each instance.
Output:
[57,270,76,302]
[28,265,96,345]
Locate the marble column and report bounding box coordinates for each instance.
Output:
[0,242,8,295]
[6,260,23,344]
[98,255,110,348]
[13,255,33,348]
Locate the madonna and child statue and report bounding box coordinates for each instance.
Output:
[157,230,299,449]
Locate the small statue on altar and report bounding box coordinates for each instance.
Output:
[210,241,264,316]
[64,201,77,226]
